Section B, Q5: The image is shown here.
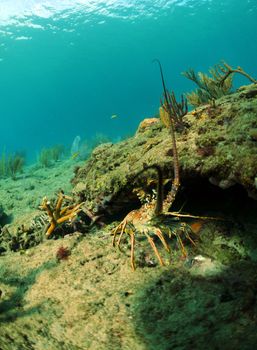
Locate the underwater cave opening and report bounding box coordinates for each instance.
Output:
[173,178,257,224]
[106,177,257,226]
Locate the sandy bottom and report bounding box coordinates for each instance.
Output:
[0,160,257,350]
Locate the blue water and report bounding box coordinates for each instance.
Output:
[0,0,257,161]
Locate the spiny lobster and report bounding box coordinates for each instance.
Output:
[112,60,215,270]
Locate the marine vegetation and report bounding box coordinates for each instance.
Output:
[183,61,257,107]
[51,144,65,162]
[38,144,65,168]
[7,152,25,180]
[159,90,188,130]
[112,60,215,270]
[0,150,7,177]
[0,150,25,179]
[38,148,53,168]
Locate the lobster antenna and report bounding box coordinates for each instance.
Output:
[153,59,170,107]
[153,58,180,212]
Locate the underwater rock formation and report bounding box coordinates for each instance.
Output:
[72,83,257,217]
[0,85,257,350]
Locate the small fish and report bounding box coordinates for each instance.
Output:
[111,114,118,119]
[71,151,80,160]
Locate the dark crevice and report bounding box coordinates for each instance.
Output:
[175,178,257,223]
[99,177,257,224]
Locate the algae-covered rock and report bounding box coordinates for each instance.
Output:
[72,84,257,216]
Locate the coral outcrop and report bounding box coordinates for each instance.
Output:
[72,83,257,218]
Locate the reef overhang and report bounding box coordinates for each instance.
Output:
[72,84,257,218]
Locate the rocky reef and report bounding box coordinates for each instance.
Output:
[0,84,257,350]
[72,83,257,218]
